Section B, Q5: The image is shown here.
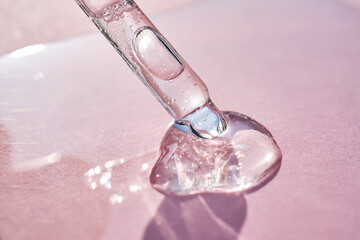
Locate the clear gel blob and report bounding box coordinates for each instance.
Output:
[150,111,282,196]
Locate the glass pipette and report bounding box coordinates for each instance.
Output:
[75,0,226,139]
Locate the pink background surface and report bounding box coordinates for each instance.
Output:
[1,0,360,239]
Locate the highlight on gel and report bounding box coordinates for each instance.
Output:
[75,0,282,196]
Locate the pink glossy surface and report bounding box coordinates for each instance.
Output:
[0,0,359,239]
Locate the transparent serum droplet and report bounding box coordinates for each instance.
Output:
[134,27,184,81]
[150,112,282,196]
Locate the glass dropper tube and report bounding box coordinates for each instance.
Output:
[75,0,226,138]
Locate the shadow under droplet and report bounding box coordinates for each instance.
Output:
[143,193,247,240]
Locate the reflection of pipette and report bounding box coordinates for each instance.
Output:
[75,0,226,139]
